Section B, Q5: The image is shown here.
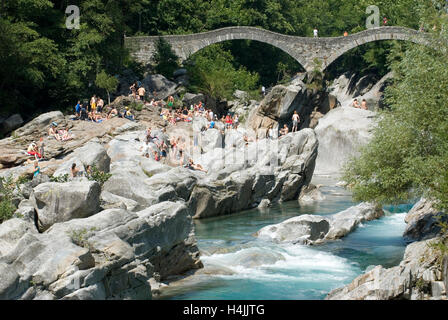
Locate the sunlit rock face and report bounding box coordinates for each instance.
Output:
[314,106,376,175]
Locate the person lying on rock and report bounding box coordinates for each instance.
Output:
[185,158,207,173]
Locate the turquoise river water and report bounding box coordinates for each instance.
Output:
[159,175,413,300]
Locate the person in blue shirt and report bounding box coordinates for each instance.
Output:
[75,100,81,118]
[33,161,40,178]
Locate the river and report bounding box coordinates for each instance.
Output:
[157,175,412,300]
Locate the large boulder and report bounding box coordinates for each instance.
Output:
[31,181,101,231]
[326,202,384,240]
[256,214,330,244]
[14,111,65,138]
[188,129,319,219]
[314,106,376,174]
[72,141,111,172]
[0,201,202,300]
[182,93,205,107]
[329,72,393,110]
[326,238,446,300]
[0,114,24,135]
[141,74,177,100]
[403,198,447,243]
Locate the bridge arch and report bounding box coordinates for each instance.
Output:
[124,26,430,73]
[125,26,310,71]
[321,27,429,71]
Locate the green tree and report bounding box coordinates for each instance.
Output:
[95,71,118,105]
[186,44,259,100]
[152,37,180,79]
[343,12,448,211]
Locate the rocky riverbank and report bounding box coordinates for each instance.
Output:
[0,85,319,299]
[326,199,448,300]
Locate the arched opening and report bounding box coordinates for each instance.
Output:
[324,40,413,110]
[183,40,305,100]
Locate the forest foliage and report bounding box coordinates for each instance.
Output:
[0,0,441,117]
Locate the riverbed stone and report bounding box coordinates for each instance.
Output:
[31,181,101,231]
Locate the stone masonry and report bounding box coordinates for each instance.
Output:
[124,26,429,72]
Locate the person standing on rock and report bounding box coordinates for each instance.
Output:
[90,95,97,113]
[97,97,104,113]
[292,111,300,132]
[313,28,318,38]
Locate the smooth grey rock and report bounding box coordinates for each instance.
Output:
[326,202,384,240]
[0,114,24,135]
[326,238,445,300]
[403,198,447,243]
[141,74,177,100]
[31,181,101,231]
[256,215,330,244]
[314,106,376,174]
[14,111,65,137]
[182,93,205,107]
[72,141,111,173]
[298,184,325,204]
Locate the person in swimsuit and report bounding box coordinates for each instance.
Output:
[292,111,300,132]
[71,163,80,178]
[33,161,40,178]
[186,159,207,173]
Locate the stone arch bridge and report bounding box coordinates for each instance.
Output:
[124,26,430,73]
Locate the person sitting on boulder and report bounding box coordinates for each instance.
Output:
[85,165,92,178]
[279,124,289,138]
[352,99,361,109]
[27,142,42,160]
[71,163,80,178]
[107,107,119,119]
[361,99,368,110]
[153,150,160,162]
[123,107,134,121]
[80,104,89,120]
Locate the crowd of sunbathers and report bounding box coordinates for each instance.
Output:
[159,98,240,130]
[140,127,208,173]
